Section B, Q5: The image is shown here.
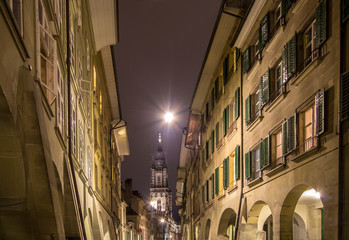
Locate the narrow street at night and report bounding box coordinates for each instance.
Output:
[0,0,348,240]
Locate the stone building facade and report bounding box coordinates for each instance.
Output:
[0,0,129,239]
[177,0,348,239]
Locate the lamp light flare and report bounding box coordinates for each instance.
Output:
[164,112,174,123]
[161,218,165,223]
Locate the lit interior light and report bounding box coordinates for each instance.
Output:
[303,189,321,199]
[150,201,157,209]
[164,112,174,123]
[118,128,126,136]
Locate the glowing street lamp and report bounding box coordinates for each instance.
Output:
[164,112,174,123]
[160,218,165,240]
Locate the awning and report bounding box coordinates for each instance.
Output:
[112,120,130,156]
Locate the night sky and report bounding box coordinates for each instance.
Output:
[113,0,222,222]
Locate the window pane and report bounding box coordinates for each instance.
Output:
[305,107,313,125]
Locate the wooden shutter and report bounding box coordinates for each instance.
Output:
[341,71,349,121]
[282,0,295,16]
[202,185,205,204]
[289,35,297,77]
[245,96,251,124]
[245,152,251,179]
[262,71,269,105]
[211,130,215,154]
[223,159,227,189]
[201,114,205,131]
[315,0,327,49]
[211,173,214,199]
[235,88,240,120]
[223,56,229,84]
[282,121,288,155]
[264,136,270,168]
[215,167,219,195]
[226,106,230,133]
[259,140,265,170]
[206,102,209,120]
[206,180,209,202]
[223,109,226,136]
[315,89,325,136]
[211,88,215,110]
[243,48,250,74]
[235,145,240,180]
[206,141,209,160]
[215,78,219,100]
[226,158,229,188]
[216,122,219,146]
[288,115,296,152]
[282,45,288,83]
[259,13,269,52]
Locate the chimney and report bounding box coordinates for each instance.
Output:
[125,178,132,205]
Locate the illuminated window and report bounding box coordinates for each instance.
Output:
[93,66,97,92]
[99,91,103,115]
[6,0,22,35]
[270,128,283,169]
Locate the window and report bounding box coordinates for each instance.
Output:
[99,91,103,115]
[228,152,236,189]
[205,180,209,203]
[88,146,92,186]
[38,0,56,104]
[54,0,62,35]
[6,0,22,35]
[282,115,296,156]
[268,61,285,104]
[223,106,229,136]
[304,20,316,68]
[56,63,64,133]
[259,13,269,52]
[72,93,77,156]
[218,164,224,196]
[93,66,97,92]
[210,173,214,199]
[95,164,98,190]
[245,86,262,125]
[79,121,85,172]
[215,77,223,101]
[223,55,229,85]
[86,38,91,72]
[270,129,283,169]
[245,146,262,181]
[70,29,75,74]
[223,157,229,190]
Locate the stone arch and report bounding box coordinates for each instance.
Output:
[0,86,27,237]
[280,184,323,240]
[204,219,211,240]
[217,208,236,239]
[245,200,273,240]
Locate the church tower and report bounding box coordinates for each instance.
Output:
[150,134,172,217]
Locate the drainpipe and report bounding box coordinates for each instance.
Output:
[231,1,256,238]
[338,1,344,239]
[66,0,87,238]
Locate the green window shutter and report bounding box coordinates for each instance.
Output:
[234,88,240,120]
[206,180,209,202]
[223,159,227,189]
[288,35,297,77]
[201,114,205,131]
[315,89,325,136]
[215,167,219,195]
[211,88,215,110]
[282,121,288,155]
[202,185,205,204]
[225,107,228,134]
[216,122,219,146]
[211,130,215,154]
[264,136,270,168]
[341,71,349,121]
[262,71,269,105]
[259,13,269,52]
[243,48,250,74]
[206,102,209,120]
[259,140,265,170]
[211,173,214,199]
[282,44,288,83]
[245,152,251,179]
[343,0,349,23]
[282,0,295,16]
[223,110,226,136]
[234,145,240,180]
[288,115,296,152]
[206,141,209,160]
[215,78,219,100]
[226,157,229,188]
[259,76,264,108]
[245,96,251,124]
[223,56,229,84]
[315,0,327,49]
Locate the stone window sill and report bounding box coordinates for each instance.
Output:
[247,177,262,187]
[266,163,286,177]
[246,115,263,132]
